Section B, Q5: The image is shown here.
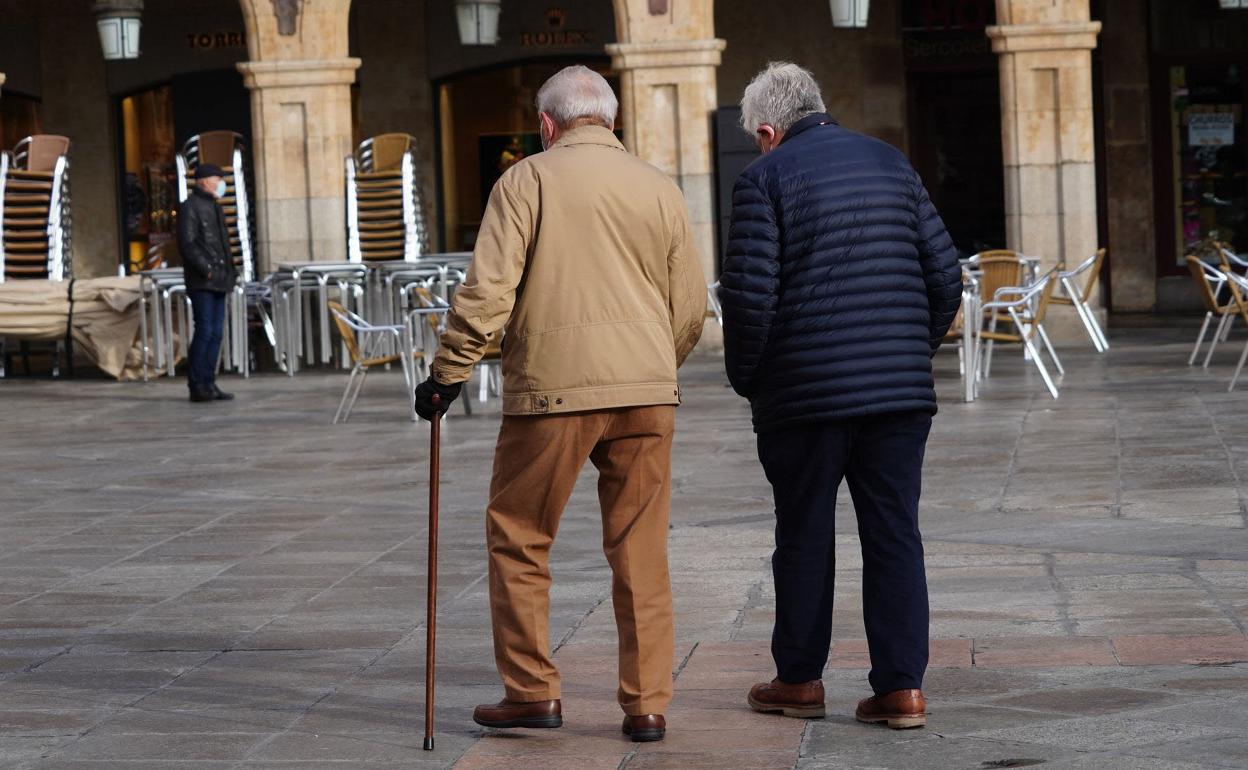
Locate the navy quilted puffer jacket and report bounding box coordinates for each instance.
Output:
[720,113,963,432]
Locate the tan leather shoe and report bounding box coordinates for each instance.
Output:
[747,678,826,718]
[855,689,926,729]
[622,714,665,742]
[472,698,562,729]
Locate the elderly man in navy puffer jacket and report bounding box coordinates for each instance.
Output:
[721,62,962,730]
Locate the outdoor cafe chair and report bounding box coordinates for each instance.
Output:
[1053,248,1109,352]
[977,267,1063,399]
[706,281,723,327]
[944,269,980,403]
[1218,269,1248,393]
[402,288,484,415]
[328,300,415,424]
[1186,255,1237,368]
[1216,245,1248,340]
[966,250,1027,376]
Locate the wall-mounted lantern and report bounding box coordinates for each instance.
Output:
[93,0,143,60]
[456,0,502,46]
[831,0,869,28]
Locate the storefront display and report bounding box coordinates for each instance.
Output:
[120,85,177,273]
[1168,63,1247,263]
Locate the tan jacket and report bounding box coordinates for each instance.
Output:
[432,125,706,415]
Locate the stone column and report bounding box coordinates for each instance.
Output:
[988,1,1102,337]
[236,0,359,269]
[608,0,725,349]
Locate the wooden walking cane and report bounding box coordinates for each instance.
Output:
[424,393,442,751]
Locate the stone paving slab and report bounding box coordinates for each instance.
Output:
[4,322,1248,767]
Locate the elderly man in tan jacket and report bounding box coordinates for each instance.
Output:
[413,65,706,742]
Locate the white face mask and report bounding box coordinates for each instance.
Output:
[215,180,227,198]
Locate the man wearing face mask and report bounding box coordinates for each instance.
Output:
[413,65,706,741]
[176,163,236,403]
[720,62,962,728]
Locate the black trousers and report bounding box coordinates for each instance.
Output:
[757,410,932,695]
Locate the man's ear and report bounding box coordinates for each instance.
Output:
[757,125,777,153]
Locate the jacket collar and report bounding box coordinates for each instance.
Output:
[191,186,217,201]
[550,124,625,152]
[779,112,838,146]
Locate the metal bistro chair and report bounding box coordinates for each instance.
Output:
[1186,255,1238,368]
[706,281,723,327]
[977,267,1063,399]
[402,288,477,417]
[966,251,1027,376]
[944,269,980,403]
[328,300,415,424]
[1216,245,1248,342]
[1053,248,1109,352]
[1219,269,1248,393]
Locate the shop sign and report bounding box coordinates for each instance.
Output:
[186,31,246,50]
[902,0,995,69]
[521,6,595,48]
[1189,112,1236,146]
[904,35,991,61]
[902,0,994,32]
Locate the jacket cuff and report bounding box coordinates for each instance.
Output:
[431,365,472,386]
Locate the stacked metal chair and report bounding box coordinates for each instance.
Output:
[0,135,73,283]
[345,133,427,263]
[173,131,258,376]
[176,131,255,282]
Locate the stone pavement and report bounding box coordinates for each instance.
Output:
[3,320,1248,769]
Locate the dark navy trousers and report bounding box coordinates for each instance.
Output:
[187,290,226,391]
[757,410,932,695]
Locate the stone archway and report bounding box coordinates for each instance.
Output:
[234,0,726,311]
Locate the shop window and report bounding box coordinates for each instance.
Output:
[119,85,178,274]
[1167,64,1246,262]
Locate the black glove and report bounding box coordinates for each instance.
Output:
[414,376,462,421]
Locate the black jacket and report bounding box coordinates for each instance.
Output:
[720,113,963,433]
[177,187,237,293]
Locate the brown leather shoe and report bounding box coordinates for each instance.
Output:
[472,698,562,729]
[622,714,665,742]
[747,679,826,719]
[855,689,926,729]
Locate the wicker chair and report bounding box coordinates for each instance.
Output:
[2,135,72,282]
[345,134,428,263]
[966,251,1027,377]
[1053,248,1108,352]
[1186,255,1238,368]
[328,301,415,423]
[977,266,1064,399]
[1220,269,1248,393]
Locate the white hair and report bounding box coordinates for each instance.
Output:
[740,62,826,135]
[535,65,619,129]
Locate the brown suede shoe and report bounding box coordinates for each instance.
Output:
[472,698,562,729]
[855,689,926,729]
[622,714,665,742]
[747,678,826,719]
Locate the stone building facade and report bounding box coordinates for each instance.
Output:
[1,0,1247,321]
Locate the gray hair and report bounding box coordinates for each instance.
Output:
[740,62,826,135]
[535,65,619,129]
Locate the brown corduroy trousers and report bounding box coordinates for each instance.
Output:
[485,405,676,716]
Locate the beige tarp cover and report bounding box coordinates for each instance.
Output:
[0,276,147,381]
